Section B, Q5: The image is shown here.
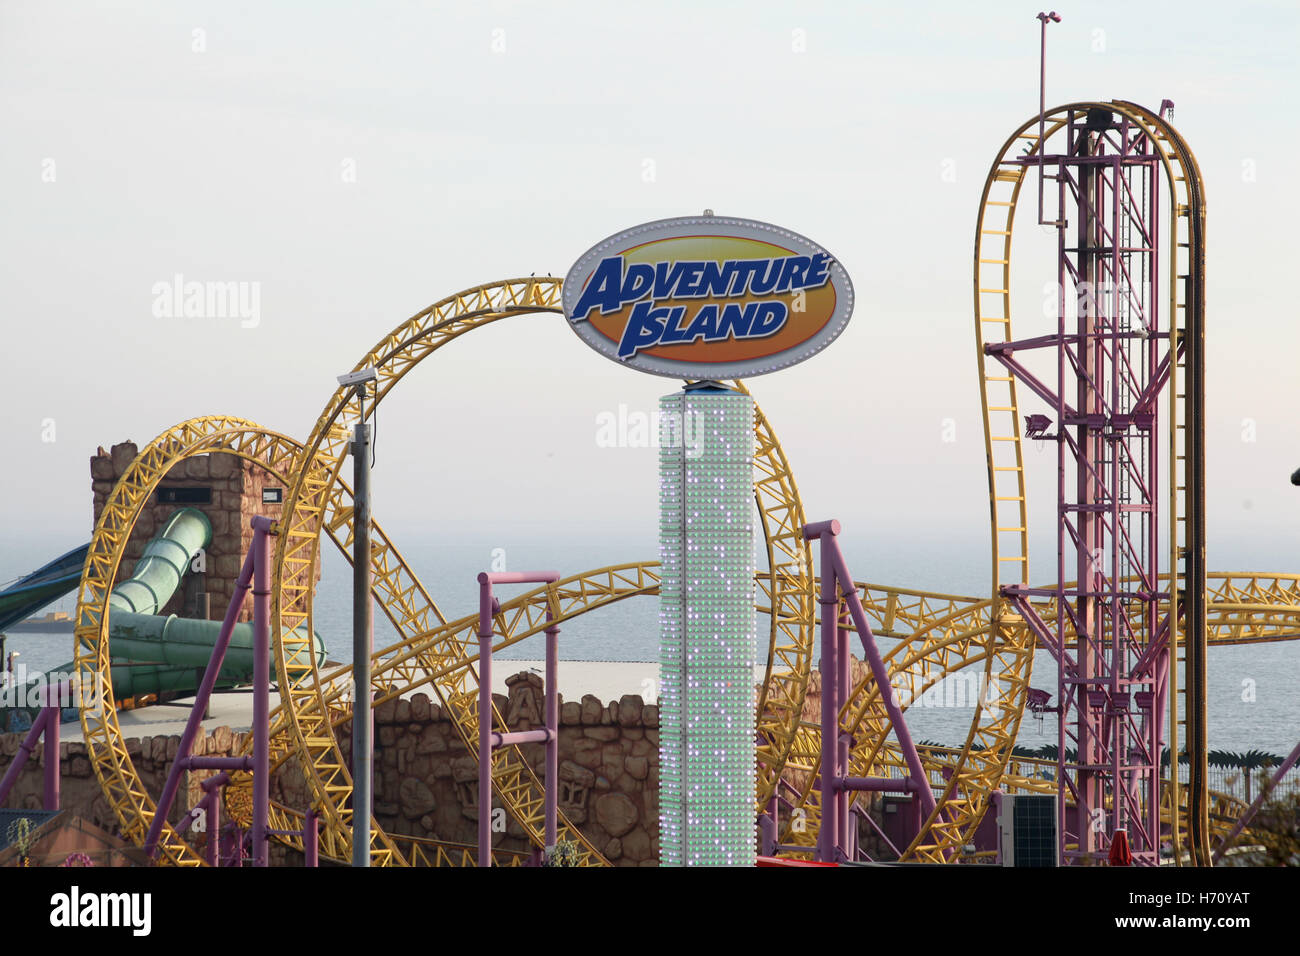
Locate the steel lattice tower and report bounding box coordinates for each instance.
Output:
[987,102,1207,865]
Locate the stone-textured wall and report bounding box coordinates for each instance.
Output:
[344,673,661,866]
[1,673,660,866]
[0,723,303,865]
[90,441,306,624]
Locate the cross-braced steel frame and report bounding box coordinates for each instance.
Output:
[987,103,1205,865]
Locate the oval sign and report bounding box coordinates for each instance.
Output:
[562,215,854,379]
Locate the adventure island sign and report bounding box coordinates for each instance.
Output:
[562,215,854,379]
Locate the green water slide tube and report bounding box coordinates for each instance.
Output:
[107,507,213,616]
[102,506,325,695]
[104,611,325,698]
[3,507,325,728]
[100,508,326,696]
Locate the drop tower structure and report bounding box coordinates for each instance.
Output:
[974,15,1209,867]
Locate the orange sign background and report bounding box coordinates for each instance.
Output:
[581,235,838,364]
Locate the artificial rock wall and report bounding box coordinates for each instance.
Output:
[90,440,306,624]
[1,673,659,866]
[346,672,661,866]
[0,723,307,866]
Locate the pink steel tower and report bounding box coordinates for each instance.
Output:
[989,97,1208,865]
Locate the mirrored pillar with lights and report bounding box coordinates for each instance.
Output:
[658,382,756,866]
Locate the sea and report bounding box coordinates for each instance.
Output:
[3,533,1298,757]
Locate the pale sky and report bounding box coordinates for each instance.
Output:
[2,1,1298,588]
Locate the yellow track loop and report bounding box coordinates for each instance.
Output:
[70,390,810,865]
[746,386,816,805]
[80,251,1288,865]
[775,591,1023,857]
[268,279,815,865]
[75,419,303,866]
[1101,98,1207,862]
[1133,100,1209,863]
[269,278,579,865]
[64,415,640,868]
[251,556,818,864]
[81,426,1296,867]
[74,418,461,865]
[772,574,1300,857]
[74,414,1299,866]
[971,101,1209,864]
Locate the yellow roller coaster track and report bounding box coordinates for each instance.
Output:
[74,417,566,865]
[255,567,1298,863]
[921,744,1248,852]
[974,100,1210,863]
[262,278,818,863]
[76,244,1292,864]
[68,279,816,865]
[75,420,304,865]
[766,571,1300,860]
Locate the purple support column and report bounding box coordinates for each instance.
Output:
[251,515,272,867]
[144,527,260,859]
[206,792,221,867]
[545,620,559,850]
[476,571,562,867]
[43,703,59,811]
[477,617,492,867]
[0,705,52,807]
[768,793,780,856]
[195,772,229,868]
[759,811,777,857]
[837,602,851,856]
[815,520,839,863]
[804,518,938,862]
[304,806,319,868]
